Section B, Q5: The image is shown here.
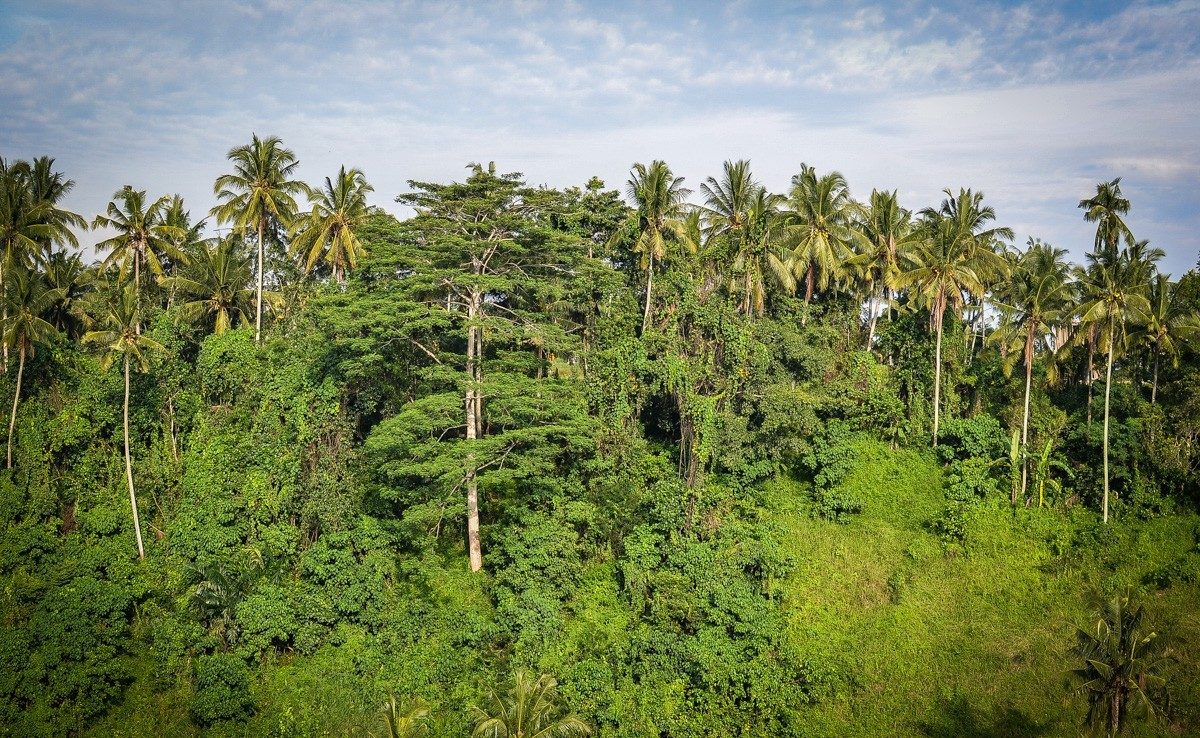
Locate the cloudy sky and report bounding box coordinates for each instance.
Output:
[2,0,1198,274]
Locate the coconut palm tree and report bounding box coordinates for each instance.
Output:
[471,670,591,738]
[1078,253,1150,523]
[92,186,187,292]
[41,250,92,339]
[896,202,1008,447]
[381,695,431,737]
[3,265,62,467]
[211,134,307,343]
[1073,595,1171,737]
[851,189,917,349]
[1079,178,1135,258]
[617,160,693,333]
[991,239,1074,503]
[785,165,862,314]
[714,175,786,317]
[24,156,86,258]
[161,236,258,335]
[83,285,166,559]
[1140,274,1200,404]
[289,165,373,284]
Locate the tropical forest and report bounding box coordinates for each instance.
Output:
[1,144,1199,737]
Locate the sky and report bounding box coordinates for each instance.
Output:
[1,0,1198,275]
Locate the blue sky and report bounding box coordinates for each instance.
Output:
[2,0,1198,274]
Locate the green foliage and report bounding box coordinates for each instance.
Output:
[190,652,255,725]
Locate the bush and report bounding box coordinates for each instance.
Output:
[190,653,255,725]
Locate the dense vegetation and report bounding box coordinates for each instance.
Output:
[1,145,1199,736]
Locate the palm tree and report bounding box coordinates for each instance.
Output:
[896,201,1008,446]
[618,161,693,333]
[1078,253,1150,523]
[41,250,92,339]
[381,695,431,737]
[1140,274,1200,404]
[851,189,917,348]
[1079,178,1135,259]
[211,134,307,343]
[92,186,187,291]
[785,164,862,314]
[289,166,373,283]
[991,239,1074,503]
[161,236,257,335]
[471,670,591,738]
[24,156,86,258]
[3,265,62,467]
[83,285,166,559]
[697,162,786,317]
[1073,595,1171,737]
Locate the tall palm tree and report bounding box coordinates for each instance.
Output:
[1140,274,1200,404]
[289,165,373,283]
[785,164,862,314]
[618,160,693,333]
[1073,595,1171,737]
[1079,178,1135,258]
[991,239,1074,502]
[851,189,917,348]
[896,202,1008,446]
[1078,253,1150,523]
[698,162,785,317]
[42,250,92,339]
[471,670,591,738]
[83,285,166,559]
[92,186,187,291]
[211,134,307,343]
[3,265,62,467]
[924,188,1014,362]
[24,156,86,259]
[161,236,257,335]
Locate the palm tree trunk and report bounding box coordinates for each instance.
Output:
[1102,321,1114,525]
[6,343,24,468]
[1,260,6,373]
[1019,332,1033,505]
[641,252,654,335]
[933,307,943,447]
[1151,353,1159,405]
[1086,335,1095,426]
[866,286,881,350]
[124,356,146,559]
[255,219,265,344]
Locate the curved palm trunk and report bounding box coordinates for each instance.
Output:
[932,305,944,447]
[1019,328,1033,505]
[1086,334,1095,426]
[6,343,24,468]
[124,356,146,559]
[255,219,265,344]
[641,251,654,335]
[1102,321,1115,525]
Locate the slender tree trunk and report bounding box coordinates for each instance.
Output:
[465,291,482,572]
[1151,352,1159,405]
[641,252,654,335]
[933,306,943,447]
[124,356,146,559]
[1102,322,1115,525]
[1019,330,1033,505]
[6,343,24,468]
[255,219,265,344]
[866,286,881,350]
[1,260,7,372]
[1086,335,1095,426]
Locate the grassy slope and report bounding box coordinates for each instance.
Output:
[768,439,1199,737]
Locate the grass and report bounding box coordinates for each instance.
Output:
[766,438,1199,737]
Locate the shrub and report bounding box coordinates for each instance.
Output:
[190,653,254,725]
